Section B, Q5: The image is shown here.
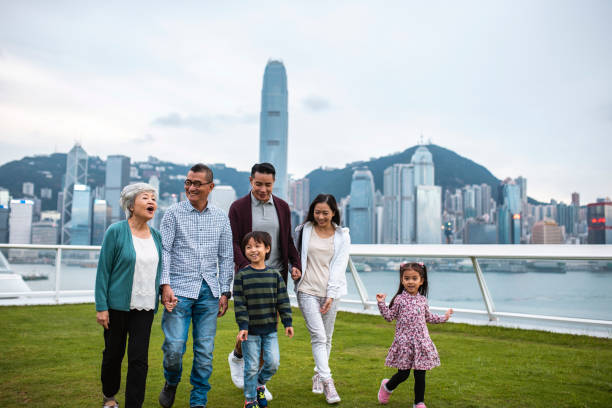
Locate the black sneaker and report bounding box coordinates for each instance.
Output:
[256,386,268,407]
[159,382,177,408]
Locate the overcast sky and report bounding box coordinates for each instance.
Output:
[0,1,610,203]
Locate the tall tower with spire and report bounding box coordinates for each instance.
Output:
[259,60,289,200]
[61,143,88,244]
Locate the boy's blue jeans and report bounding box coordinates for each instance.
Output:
[241,331,280,400]
[161,281,219,407]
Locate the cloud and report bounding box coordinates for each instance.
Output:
[302,96,331,112]
[152,112,257,132]
[131,134,156,144]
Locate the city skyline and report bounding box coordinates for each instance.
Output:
[0,2,611,203]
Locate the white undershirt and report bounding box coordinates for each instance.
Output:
[130,235,158,310]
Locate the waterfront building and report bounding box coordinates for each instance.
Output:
[288,177,310,219]
[31,220,59,245]
[348,167,375,244]
[464,220,497,244]
[481,183,492,217]
[571,192,580,207]
[497,181,522,244]
[0,205,9,243]
[61,143,88,244]
[0,188,10,207]
[382,163,414,244]
[531,220,563,244]
[587,202,612,244]
[411,145,435,186]
[515,176,527,204]
[259,60,289,200]
[209,184,237,214]
[105,155,131,224]
[416,185,442,244]
[69,184,93,245]
[9,199,34,244]
[92,199,112,245]
[22,182,34,197]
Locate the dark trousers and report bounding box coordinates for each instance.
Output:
[101,309,154,408]
[386,368,426,404]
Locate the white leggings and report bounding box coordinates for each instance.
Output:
[297,291,339,381]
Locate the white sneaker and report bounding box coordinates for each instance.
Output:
[312,373,324,394]
[323,378,341,404]
[264,386,273,401]
[228,351,244,389]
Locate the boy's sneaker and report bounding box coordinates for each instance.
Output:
[158,382,177,408]
[414,403,427,408]
[323,378,341,404]
[228,351,245,389]
[256,385,268,407]
[243,400,259,408]
[378,379,392,404]
[312,373,324,394]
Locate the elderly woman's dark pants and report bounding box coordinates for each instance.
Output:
[101,309,154,408]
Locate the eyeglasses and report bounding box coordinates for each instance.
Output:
[184,179,212,188]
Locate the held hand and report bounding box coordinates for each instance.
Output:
[376,293,386,302]
[237,330,248,342]
[218,295,228,317]
[96,311,109,330]
[445,308,454,321]
[162,284,178,312]
[320,298,333,314]
[285,326,294,338]
[291,267,302,281]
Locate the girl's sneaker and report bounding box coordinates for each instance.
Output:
[312,373,324,394]
[323,378,341,404]
[377,379,392,404]
[414,403,427,408]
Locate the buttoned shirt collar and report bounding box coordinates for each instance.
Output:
[186,199,210,213]
[250,191,274,206]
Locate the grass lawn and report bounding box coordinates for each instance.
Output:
[1,303,611,407]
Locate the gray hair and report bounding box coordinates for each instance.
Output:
[119,182,158,218]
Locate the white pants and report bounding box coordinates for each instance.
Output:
[297,291,339,381]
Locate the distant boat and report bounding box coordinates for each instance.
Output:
[0,251,31,298]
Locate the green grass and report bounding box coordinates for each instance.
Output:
[1,303,611,407]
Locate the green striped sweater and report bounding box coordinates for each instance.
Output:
[233,265,292,335]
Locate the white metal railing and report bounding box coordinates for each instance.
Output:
[2,243,612,330]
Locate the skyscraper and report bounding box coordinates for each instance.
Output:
[105,155,131,224]
[61,143,88,244]
[9,199,34,244]
[0,188,9,207]
[0,205,9,243]
[209,185,237,214]
[348,167,375,244]
[382,163,414,243]
[92,199,112,245]
[259,60,289,200]
[497,181,521,244]
[70,184,93,245]
[571,192,580,207]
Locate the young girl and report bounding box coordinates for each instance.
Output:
[375,262,453,408]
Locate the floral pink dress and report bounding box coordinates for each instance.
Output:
[378,290,447,370]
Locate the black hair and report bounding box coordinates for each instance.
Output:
[250,162,276,178]
[389,262,429,309]
[190,163,213,182]
[241,231,272,260]
[305,194,340,226]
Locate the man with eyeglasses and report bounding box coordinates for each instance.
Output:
[158,163,233,408]
[226,162,302,400]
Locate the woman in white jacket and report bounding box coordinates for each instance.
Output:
[295,194,350,404]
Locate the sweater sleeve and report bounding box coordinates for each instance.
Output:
[276,271,293,328]
[94,225,117,312]
[229,203,250,272]
[233,270,249,331]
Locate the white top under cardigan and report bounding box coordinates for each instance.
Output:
[295,222,350,299]
[130,235,159,310]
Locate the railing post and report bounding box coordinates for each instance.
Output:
[348,257,370,310]
[470,257,497,322]
[55,247,62,304]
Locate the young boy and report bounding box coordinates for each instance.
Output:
[233,231,294,408]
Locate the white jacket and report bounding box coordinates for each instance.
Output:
[295,222,350,299]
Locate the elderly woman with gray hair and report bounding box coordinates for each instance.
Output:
[95,182,163,408]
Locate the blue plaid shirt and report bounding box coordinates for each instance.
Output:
[160,200,234,299]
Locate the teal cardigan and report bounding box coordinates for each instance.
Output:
[95,220,163,312]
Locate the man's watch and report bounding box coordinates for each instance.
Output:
[221,291,231,299]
